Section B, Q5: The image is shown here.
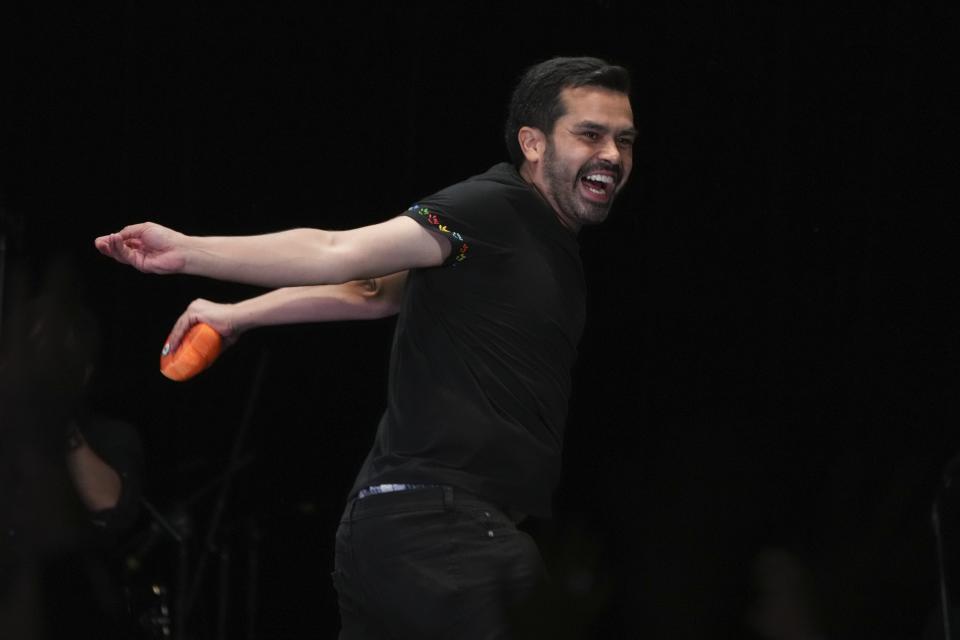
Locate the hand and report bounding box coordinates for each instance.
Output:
[165,298,242,354]
[94,222,187,274]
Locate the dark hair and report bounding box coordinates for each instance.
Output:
[0,252,102,408]
[504,56,631,168]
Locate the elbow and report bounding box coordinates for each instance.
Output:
[356,277,381,297]
[352,278,401,318]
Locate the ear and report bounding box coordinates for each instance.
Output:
[518,126,546,164]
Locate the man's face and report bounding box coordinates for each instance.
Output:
[533,86,636,231]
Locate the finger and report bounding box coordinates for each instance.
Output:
[165,310,198,354]
[117,222,151,239]
[113,234,150,269]
[96,223,146,255]
[105,236,131,265]
[95,233,124,257]
[99,234,133,264]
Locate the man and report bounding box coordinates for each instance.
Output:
[95,55,636,638]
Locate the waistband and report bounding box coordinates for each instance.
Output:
[356,483,438,499]
[347,484,526,524]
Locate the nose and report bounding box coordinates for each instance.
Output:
[598,136,622,165]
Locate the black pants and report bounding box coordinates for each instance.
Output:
[332,486,547,639]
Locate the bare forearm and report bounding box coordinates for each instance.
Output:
[164,272,406,352]
[96,216,448,288]
[182,228,353,287]
[231,281,394,331]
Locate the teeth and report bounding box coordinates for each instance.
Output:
[585,174,614,184]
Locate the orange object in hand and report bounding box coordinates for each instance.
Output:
[160,323,223,381]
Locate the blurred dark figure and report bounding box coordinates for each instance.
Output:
[0,253,143,640]
[741,424,952,640]
[744,546,825,640]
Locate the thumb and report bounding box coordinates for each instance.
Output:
[164,310,201,355]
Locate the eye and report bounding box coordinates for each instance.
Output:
[617,137,635,148]
[580,131,600,141]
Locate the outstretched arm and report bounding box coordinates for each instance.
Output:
[94,216,448,288]
[164,271,409,352]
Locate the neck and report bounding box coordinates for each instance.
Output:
[518,163,580,234]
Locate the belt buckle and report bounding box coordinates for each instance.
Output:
[356,483,435,499]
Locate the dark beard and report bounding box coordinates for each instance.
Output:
[542,142,615,227]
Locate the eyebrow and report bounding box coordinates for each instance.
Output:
[572,121,639,138]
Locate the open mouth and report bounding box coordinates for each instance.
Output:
[579,172,616,203]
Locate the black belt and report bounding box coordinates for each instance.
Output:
[352,484,527,524]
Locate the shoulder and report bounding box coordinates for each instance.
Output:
[402,164,547,265]
[431,163,527,201]
[414,163,536,223]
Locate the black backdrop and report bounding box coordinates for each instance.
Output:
[2,3,956,639]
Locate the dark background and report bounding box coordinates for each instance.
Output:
[2,2,956,638]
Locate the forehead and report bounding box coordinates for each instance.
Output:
[557,86,634,130]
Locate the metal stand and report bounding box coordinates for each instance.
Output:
[934,495,953,640]
[182,349,267,627]
[933,453,960,640]
[134,498,191,640]
[128,349,268,639]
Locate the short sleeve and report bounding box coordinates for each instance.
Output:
[403,203,471,267]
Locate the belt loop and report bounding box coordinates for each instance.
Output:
[442,485,454,510]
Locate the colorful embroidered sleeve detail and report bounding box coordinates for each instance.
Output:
[408,204,469,265]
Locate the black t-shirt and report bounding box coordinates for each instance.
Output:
[350,163,586,517]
